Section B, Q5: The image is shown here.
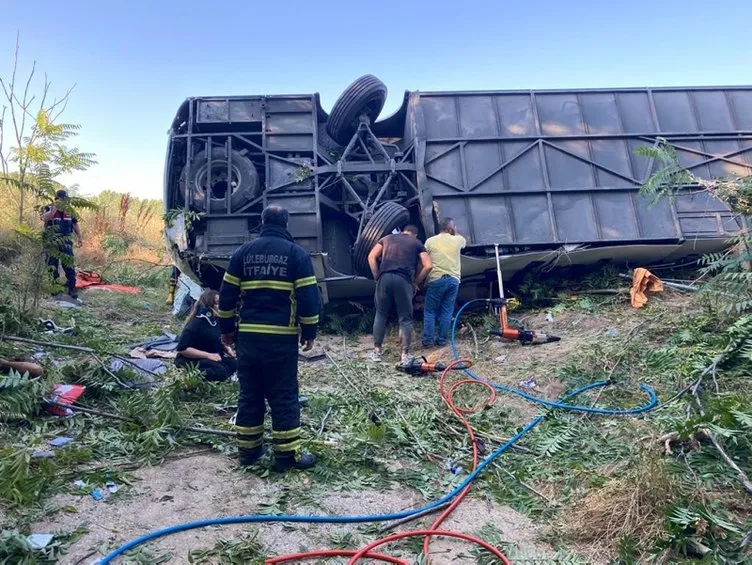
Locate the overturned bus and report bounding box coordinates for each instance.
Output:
[163,76,750,302]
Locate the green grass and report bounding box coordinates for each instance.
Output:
[1,267,751,563]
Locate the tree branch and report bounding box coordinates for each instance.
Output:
[705,429,752,496]
[45,400,236,438]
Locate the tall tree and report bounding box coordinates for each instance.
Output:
[0,33,96,223]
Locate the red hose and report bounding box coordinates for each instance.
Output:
[347,529,510,565]
[266,549,407,564]
[266,359,508,565]
[422,360,495,559]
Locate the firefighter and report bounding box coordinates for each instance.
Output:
[217,206,320,471]
[41,190,83,299]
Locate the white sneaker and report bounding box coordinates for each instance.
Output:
[369,350,382,363]
[400,353,412,364]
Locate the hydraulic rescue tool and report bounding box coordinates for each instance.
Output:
[489,244,561,345]
[395,356,469,376]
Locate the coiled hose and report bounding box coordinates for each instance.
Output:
[99,301,659,564]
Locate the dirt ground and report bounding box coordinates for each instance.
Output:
[31,292,682,564]
[35,453,557,564]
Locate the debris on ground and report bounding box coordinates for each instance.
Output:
[26,533,54,550]
[299,347,326,362]
[108,357,165,383]
[2,267,750,564]
[628,268,664,308]
[46,384,86,416]
[519,377,537,389]
[76,270,141,294]
[39,319,75,334]
[48,436,73,447]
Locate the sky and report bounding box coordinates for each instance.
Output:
[1,0,751,200]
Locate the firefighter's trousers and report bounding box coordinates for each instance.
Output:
[235,335,301,458]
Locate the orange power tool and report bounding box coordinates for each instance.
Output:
[489,244,560,345]
[395,356,468,376]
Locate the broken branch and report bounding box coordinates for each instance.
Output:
[706,430,752,496]
[1,334,161,376]
[45,400,236,438]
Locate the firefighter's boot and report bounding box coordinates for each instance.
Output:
[273,450,316,472]
[238,446,265,466]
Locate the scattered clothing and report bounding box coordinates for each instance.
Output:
[109,358,165,387]
[39,319,74,334]
[133,332,179,352]
[129,332,179,360]
[53,299,80,309]
[75,271,103,288]
[47,384,86,417]
[48,436,73,447]
[129,347,177,360]
[630,268,664,308]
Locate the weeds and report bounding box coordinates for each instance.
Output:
[188,531,266,564]
[564,455,680,555]
[0,526,88,564]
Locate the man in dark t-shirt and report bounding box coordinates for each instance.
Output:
[367,225,433,363]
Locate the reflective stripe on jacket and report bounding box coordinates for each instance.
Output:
[217,224,320,339]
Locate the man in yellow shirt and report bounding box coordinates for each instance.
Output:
[422,218,466,347]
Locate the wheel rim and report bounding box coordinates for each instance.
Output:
[195,161,242,200]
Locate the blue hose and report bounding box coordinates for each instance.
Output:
[101,418,542,563]
[100,299,659,564]
[450,300,658,415]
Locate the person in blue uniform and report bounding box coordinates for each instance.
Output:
[41,190,83,298]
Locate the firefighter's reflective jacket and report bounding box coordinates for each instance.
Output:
[217,224,320,340]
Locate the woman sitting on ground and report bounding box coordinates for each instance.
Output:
[175,289,237,382]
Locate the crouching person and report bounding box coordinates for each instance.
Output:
[175,290,237,381]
